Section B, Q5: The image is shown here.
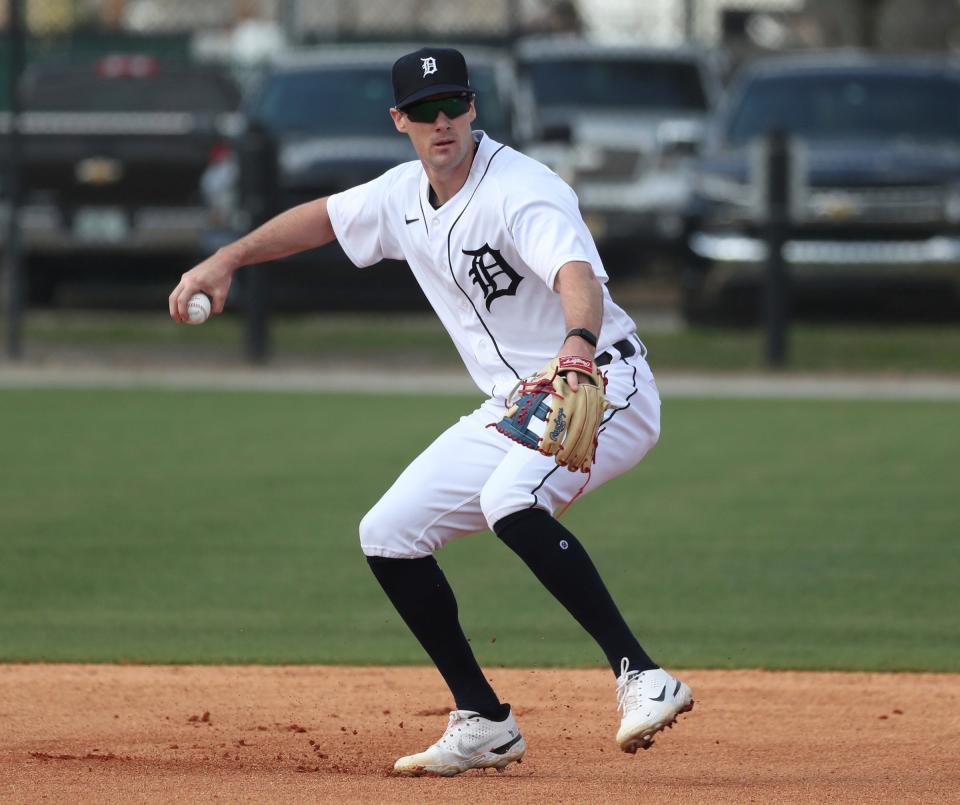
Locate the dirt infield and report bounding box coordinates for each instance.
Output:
[1,665,957,804]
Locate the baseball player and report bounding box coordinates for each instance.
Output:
[170,46,693,777]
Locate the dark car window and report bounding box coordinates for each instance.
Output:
[252,64,510,139]
[726,73,960,145]
[254,67,396,136]
[523,58,707,111]
[24,69,240,112]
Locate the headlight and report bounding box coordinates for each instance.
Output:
[694,173,755,227]
[696,173,751,205]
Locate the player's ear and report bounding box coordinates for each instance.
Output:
[390,107,407,133]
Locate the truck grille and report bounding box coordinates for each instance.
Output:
[575,148,641,182]
[803,186,945,224]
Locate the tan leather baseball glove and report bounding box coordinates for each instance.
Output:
[494,356,613,472]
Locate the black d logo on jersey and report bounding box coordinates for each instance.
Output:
[463,243,523,311]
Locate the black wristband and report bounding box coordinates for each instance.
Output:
[564,327,598,347]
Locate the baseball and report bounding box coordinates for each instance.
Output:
[186,292,211,325]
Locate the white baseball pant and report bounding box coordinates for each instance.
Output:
[359,344,661,558]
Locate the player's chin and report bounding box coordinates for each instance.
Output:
[429,146,454,162]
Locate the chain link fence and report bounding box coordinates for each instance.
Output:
[5,0,960,109]
[5,0,960,127]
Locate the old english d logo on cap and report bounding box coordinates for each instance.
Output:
[392,47,474,109]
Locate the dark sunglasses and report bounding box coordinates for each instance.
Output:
[403,93,473,123]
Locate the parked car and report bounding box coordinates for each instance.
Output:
[203,44,516,310]
[682,52,960,322]
[514,38,721,266]
[0,54,241,302]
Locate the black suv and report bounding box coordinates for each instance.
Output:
[683,53,960,321]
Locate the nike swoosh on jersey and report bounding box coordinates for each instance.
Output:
[405,216,420,225]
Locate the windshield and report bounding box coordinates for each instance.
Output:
[253,64,510,139]
[726,73,960,145]
[523,58,707,111]
[24,69,239,112]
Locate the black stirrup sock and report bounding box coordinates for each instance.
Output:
[366,555,505,718]
[494,508,657,675]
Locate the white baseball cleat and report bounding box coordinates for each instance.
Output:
[615,658,694,753]
[393,707,526,777]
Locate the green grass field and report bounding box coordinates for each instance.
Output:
[1,388,957,671]
[22,311,960,374]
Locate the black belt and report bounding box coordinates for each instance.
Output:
[596,338,637,367]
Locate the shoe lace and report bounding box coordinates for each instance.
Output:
[615,657,642,714]
[435,709,471,749]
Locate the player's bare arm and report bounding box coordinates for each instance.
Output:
[555,260,604,391]
[169,197,336,323]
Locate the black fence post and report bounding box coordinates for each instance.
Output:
[4,0,25,360]
[237,123,277,365]
[763,128,790,368]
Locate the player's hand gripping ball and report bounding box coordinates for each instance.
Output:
[494,356,613,472]
[186,292,212,325]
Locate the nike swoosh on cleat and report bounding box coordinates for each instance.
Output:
[674,680,682,697]
[405,216,420,225]
[491,734,523,755]
[649,685,666,702]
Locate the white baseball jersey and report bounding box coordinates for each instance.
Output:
[328,130,661,558]
[327,130,639,398]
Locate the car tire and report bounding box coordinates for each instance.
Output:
[680,264,761,326]
[26,263,58,307]
[679,259,722,325]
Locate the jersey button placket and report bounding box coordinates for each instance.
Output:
[431,214,449,285]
